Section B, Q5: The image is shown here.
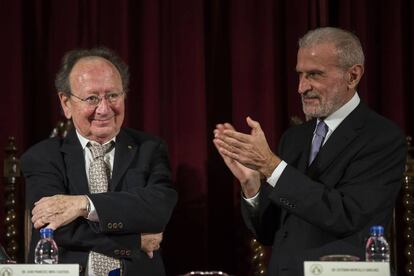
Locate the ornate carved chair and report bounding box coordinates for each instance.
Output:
[3,137,21,262]
[2,120,73,263]
[394,137,414,275]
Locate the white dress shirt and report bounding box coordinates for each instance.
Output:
[76,131,116,221]
[244,93,361,207]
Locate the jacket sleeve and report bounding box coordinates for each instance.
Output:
[88,139,178,234]
[263,125,406,238]
[21,138,173,260]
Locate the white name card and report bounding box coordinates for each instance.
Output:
[304,262,390,276]
[0,264,79,276]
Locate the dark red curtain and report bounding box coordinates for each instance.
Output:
[1,0,413,275]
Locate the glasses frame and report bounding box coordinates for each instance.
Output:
[69,91,125,107]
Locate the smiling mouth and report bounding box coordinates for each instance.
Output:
[92,114,114,120]
[94,118,111,121]
[91,116,114,124]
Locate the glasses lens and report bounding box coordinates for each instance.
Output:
[85,96,101,106]
[72,92,124,106]
[107,92,124,103]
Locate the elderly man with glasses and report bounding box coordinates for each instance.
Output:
[21,47,177,276]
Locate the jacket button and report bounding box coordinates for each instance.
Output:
[108,223,113,229]
[120,250,125,256]
[118,222,123,229]
[113,223,118,229]
[114,249,120,255]
[126,250,131,256]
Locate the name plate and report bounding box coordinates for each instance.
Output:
[304,262,390,276]
[0,264,79,276]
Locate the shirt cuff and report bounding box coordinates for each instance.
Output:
[266,160,287,187]
[243,191,260,208]
[85,196,99,222]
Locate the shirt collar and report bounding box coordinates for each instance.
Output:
[319,92,360,133]
[76,130,117,150]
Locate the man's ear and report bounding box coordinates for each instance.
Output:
[347,64,364,90]
[58,92,72,119]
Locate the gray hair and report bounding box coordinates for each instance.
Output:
[55,47,129,96]
[298,27,364,69]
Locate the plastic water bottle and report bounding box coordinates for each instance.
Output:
[365,225,390,262]
[34,228,59,264]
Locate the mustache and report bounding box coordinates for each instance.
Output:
[302,91,321,100]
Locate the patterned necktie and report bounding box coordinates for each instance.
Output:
[87,142,121,275]
[309,120,328,165]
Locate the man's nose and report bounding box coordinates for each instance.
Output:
[298,76,311,94]
[95,97,111,113]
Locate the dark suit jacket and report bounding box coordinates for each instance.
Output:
[241,102,406,276]
[21,128,178,276]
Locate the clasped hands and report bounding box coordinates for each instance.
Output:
[31,194,163,258]
[213,116,281,197]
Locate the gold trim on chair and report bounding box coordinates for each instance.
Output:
[3,136,21,262]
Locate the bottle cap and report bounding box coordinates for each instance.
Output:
[40,228,54,238]
[369,225,384,235]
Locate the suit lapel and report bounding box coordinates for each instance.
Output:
[279,120,315,224]
[110,129,138,191]
[282,119,315,173]
[280,103,367,224]
[60,129,90,195]
[307,103,367,178]
[297,120,315,173]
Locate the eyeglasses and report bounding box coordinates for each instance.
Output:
[70,92,125,107]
